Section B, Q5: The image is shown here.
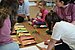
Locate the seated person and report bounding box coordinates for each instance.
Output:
[45,10,61,35]
[31,1,48,26]
[17,0,30,23]
[42,11,75,50]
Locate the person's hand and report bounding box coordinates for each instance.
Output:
[39,13,42,17]
[44,40,50,45]
[17,14,25,18]
[71,21,75,25]
[33,20,36,22]
[41,48,47,50]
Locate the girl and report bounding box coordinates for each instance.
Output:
[45,10,61,35]
[31,1,48,26]
[0,0,19,50]
[54,0,75,23]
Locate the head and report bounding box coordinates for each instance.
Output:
[0,0,19,28]
[56,0,75,7]
[38,1,46,10]
[45,10,61,30]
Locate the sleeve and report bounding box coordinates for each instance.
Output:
[24,2,30,16]
[51,22,63,40]
[72,5,75,21]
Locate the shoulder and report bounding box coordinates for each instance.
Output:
[73,4,75,9]
[44,9,48,14]
[54,21,67,28]
[53,6,60,12]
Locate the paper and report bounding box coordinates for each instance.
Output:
[19,46,39,50]
[36,42,62,48]
[40,25,47,27]
[36,42,48,48]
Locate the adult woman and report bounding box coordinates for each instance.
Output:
[42,11,75,50]
[54,0,75,23]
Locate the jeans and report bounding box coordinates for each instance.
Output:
[0,42,19,50]
[55,42,72,50]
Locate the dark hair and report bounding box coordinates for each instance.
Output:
[38,1,46,6]
[45,10,61,30]
[0,0,19,28]
[59,0,75,5]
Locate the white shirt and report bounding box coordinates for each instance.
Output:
[51,21,75,49]
[17,1,30,16]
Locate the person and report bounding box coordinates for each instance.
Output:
[45,10,62,35]
[17,0,30,23]
[9,0,19,31]
[31,1,48,26]
[0,0,19,50]
[41,11,75,50]
[54,0,75,23]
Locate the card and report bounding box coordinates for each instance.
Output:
[19,46,39,50]
[22,40,36,45]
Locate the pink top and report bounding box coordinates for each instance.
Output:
[37,9,48,22]
[0,17,13,45]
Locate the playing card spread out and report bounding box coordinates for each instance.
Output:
[18,33,31,36]
[17,29,29,33]
[20,36,34,40]
[21,40,36,46]
[19,46,39,50]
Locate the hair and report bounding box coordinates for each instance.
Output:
[45,10,62,30]
[38,1,46,6]
[59,0,75,5]
[0,0,19,28]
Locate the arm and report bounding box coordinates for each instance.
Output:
[71,5,75,24]
[47,39,57,50]
[17,14,25,17]
[37,10,48,22]
[42,39,57,50]
[36,14,46,22]
[47,22,63,50]
[24,1,30,17]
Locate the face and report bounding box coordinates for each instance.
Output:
[19,0,24,4]
[56,0,64,7]
[38,3,43,9]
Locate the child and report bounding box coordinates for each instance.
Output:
[31,1,48,26]
[17,0,30,23]
[0,0,19,50]
[45,10,61,35]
